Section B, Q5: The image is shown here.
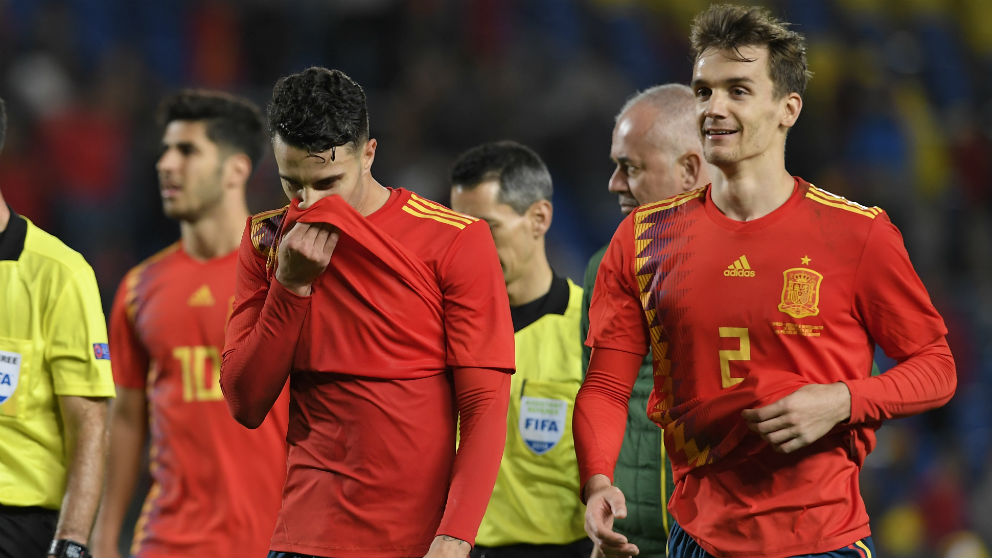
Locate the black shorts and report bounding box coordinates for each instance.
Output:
[471,537,594,558]
[0,504,58,558]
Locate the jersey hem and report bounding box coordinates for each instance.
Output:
[270,542,430,558]
[695,525,871,558]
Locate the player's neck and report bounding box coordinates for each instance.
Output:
[180,198,249,261]
[710,155,793,222]
[353,176,390,217]
[506,255,553,308]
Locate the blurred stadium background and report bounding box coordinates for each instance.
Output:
[1,0,989,556]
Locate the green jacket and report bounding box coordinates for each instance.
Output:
[581,246,673,557]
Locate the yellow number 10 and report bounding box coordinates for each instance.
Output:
[718,327,750,388]
[173,345,223,402]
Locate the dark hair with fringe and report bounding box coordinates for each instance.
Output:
[690,4,812,97]
[157,89,266,167]
[267,67,369,156]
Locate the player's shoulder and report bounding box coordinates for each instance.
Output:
[633,187,706,222]
[248,205,290,259]
[802,183,886,222]
[126,242,183,277]
[394,189,481,239]
[564,278,584,313]
[114,243,184,303]
[20,217,94,277]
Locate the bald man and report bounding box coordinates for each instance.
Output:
[579,84,711,557]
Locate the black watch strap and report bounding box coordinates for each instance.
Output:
[48,539,91,558]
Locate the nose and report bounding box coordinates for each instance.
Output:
[297,187,315,210]
[608,167,627,194]
[702,90,728,119]
[156,148,178,173]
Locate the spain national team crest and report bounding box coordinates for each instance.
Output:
[519,396,567,455]
[778,267,823,318]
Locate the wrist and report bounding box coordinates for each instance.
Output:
[274,274,312,297]
[834,381,852,423]
[49,539,91,558]
[583,473,612,502]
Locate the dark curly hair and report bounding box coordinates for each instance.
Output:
[267,67,369,155]
[0,96,6,153]
[157,89,266,167]
[450,141,552,215]
[690,4,812,98]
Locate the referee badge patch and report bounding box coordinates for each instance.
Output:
[519,396,567,455]
[93,343,111,360]
[0,350,22,405]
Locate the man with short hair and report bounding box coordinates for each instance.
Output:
[221,67,515,558]
[90,90,288,557]
[0,96,116,558]
[450,141,591,558]
[576,5,956,557]
[579,83,710,557]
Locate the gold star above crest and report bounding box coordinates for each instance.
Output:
[801,255,811,265]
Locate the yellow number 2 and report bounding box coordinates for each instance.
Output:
[173,345,224,402]
[718,327,750,388]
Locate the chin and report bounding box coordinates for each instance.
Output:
[704,149,738,167]
[162,206,190,220]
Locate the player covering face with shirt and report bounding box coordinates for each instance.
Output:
[220,67,515,558]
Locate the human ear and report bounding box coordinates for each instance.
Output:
[678,152,703,191]
[362,138,377,171]
[781,92,802,128]
[527,199,553,237]
[223,153,252,189]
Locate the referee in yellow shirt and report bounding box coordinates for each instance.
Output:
[451,141,590,558]
[0,96,116,558]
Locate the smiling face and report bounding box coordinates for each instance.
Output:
[273,134,376,211]
[156,120,226,222]
[609,102,687,214]
[692,45,801,169]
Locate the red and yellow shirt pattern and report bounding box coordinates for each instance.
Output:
[110,244,288,557]
[585,178,954,557]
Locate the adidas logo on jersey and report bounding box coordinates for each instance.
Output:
[724,255,755,277]
[187,284,216,306]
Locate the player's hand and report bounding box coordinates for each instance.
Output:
[584,474,639,557]
[423,535,470,558]
[742,382,852,453]
[275,222,339,296]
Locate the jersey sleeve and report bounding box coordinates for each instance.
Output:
[220,217,310,427]
[586,216,649,357]
[434,366,510,544]
[855,214,948,358]
[846,214,956,422]
[46,262,115,397]
[573,346,643,491]
[108,270,150,390]
[438,221,515,370]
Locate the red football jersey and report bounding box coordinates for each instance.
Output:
[110,244,288,557]
[225,188,515,558]
[586,179,954,557]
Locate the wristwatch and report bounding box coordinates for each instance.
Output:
[48,539,91,558]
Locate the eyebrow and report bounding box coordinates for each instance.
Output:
[278,172,344,186]
[161,141,199,154]
[691,76,756,88]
